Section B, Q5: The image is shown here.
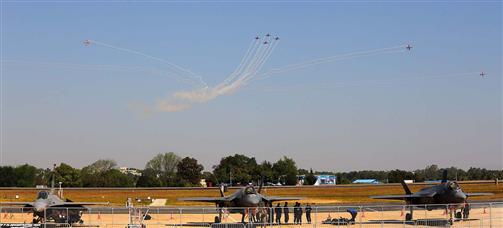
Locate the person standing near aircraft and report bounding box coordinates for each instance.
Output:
[298,203,303,224]
[275,203,282,224]
[305,203,312,224]
[283,202,290,223]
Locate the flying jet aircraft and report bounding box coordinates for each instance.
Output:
[480,71,486,78]
[179,181,302,223]
[0,166,108,224]
[83,40,91,46]
[405,44,413,50]
[370,170,493,222]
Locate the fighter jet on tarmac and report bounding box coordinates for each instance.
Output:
[370,170,493,223]
[0,165,108,224]
[179,181,302,223]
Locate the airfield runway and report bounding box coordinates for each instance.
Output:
[1,205,501,227]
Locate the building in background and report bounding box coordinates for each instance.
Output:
[352,179,380,184]
[314,175,337,185]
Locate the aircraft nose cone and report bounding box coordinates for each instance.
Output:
[456,191,467,202]
[33,200,47,212]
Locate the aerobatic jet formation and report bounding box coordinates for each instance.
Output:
[370,170,493,223]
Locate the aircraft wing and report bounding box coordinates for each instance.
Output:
[466,193,494,197]
[178,197,230,203]
[262,196,304,202]
[51,202,110,207]
[370,194,433,200]
[0,202,33,206]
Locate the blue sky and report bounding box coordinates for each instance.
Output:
[2,1,502,171]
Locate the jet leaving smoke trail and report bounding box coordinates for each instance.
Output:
[254,45,406,81]
[156,41,409,112]
[155,35,279,110]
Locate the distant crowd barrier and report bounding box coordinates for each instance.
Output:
[0,202,501,227]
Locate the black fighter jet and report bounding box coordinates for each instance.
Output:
[179,181,301,222]
[370,170,493,222]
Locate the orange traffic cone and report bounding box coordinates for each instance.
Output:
[400,207,404,217]
[361,210,365,218]
[97,212,101,220]
[483,207,487,214]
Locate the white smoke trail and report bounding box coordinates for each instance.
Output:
[257,72,481,92]
[254,45,406,81]
[243,39,280,83]
[3,59,195,85]
[86,39,207,87]
[157,42,411,112]
[156,35,278,110]
[223,38,261,85]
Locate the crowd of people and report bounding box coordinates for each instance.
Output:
[252,202,314,224]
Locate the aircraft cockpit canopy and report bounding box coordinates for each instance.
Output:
[244,186,256,194]
[37,191,49,199]
[448,182,460,191]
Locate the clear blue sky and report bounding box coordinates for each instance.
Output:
[2,1,502,171]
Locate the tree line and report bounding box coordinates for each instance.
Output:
[0,153,501,187]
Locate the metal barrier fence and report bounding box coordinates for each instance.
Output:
[0,202,501,227]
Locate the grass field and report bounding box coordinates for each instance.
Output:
[1,182,501,206]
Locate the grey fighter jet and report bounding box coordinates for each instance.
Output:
[370,170,493,222]
[0,166,108,224]
[179,181,302,222]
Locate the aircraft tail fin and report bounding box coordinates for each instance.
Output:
[51,164,56,193]
[219,184,226,197]
[441,170,448,183]
[400,180,412,195]
[258,175,264,194]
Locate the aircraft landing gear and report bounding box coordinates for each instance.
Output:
[405,206,413,221]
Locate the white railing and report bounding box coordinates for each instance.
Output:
[0,202,501,227]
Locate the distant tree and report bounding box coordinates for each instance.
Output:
[0,166,16,187]
[81,159,118,187]
[387,169,415,183]
[176,157,204,186]
[297,169,309,175]
[14,164,40,187]
[304,169,317,185]
[258,161,274,183]
[423,164,440,181]
[85,159,117,173]
[272,156,298,185]
[101,169,136,187]
[54,163,82,187]
[145,152,181,186]
[136,168,162,187]
[213,154,259,185]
